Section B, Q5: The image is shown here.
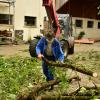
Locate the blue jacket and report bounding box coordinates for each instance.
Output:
[36,36,64,62]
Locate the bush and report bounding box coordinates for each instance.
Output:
[78,31,85,39]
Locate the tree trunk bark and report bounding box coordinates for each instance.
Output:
[16,80,60,100]
[43,57,97,77]
[37,95,100,100]
[16,77,81,100]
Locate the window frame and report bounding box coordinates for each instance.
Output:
[0,14,13,25]
[98,22,100,29]
[24,16,37,27]
[87,21,94,28]
[75,19,83,28]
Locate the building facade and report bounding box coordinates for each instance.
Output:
[72,17,100,39]
[0,0,100,42]
[56,0,100,40]
[0,0,47,41]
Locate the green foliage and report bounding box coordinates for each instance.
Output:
[0,50,100,99]
[71,50,100,73]
[0,56,44,100]
[48,66,69,94]
[78,31,85,39]
[73,50,100,61]
[0,56,69,100]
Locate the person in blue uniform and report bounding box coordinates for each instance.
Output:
[36,30,64,82]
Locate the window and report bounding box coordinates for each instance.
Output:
[0,14,13,25]
[24,16,36,26]
[87,21,94,28]
[98,22,100,29]
[75,20,83,28]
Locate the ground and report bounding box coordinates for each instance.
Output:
[0,44,30,57]
[0,42,100,93]
[0,42,100,57]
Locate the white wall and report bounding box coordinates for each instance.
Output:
[0,2,14,35]
[1,0,99,41]
[72,17,100,39]
[14,0,46,41]
[0,3,13,14]
[0,0,47,41]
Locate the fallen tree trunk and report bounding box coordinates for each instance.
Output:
[43,58,97,77]
[38,95,100,100]
[16,76,81,100]
[16,79,60,100]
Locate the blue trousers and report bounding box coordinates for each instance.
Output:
[42,54,56,81]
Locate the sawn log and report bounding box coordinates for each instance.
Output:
[43,57,97,77]
[38,95,100,100]
[16,77,80,100]
[16,79,60,100]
